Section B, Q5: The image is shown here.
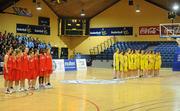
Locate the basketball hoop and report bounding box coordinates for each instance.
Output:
[176,38,180,46]
[167,37,172,41]
[160,23,180,39]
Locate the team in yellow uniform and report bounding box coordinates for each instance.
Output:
[113,49,120,79]
[113,49,162,79]
[123,52,128,78]
[119,52,124,78]
[154,52,162,76]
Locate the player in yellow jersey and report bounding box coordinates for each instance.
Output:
[123,52,128,78]
[131,50,136,77]
[127,49,132,77]
[148,51,151,76]
[148,51,155,76]
[154,52,162,76]
[144,51,149,77]
[151,51,156,76]
[119,51,124,79]
[113,49,120,79]
[135,50,140,77]
[140,50,145,77]
[128,50,133,77]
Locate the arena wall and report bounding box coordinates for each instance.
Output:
[0,0,180,55]
[0,0,68,55]
[73,0,180,54]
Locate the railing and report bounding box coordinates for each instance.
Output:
[89,37,115,55]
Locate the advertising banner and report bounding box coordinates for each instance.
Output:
[16,24,50,35]
[90,27,133,36]
[76,59,87,70]
[139,26,159,35]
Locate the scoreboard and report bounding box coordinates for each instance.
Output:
[61,18,90,36]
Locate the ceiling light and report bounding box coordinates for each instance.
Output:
[135,4,140,13]
[36,2,42,10]
[136,9,140,13]
[67,23,71,26]
[76,24,80,26]
[72,28,77,30]
[173,4,179,11]
[80,9,85,17]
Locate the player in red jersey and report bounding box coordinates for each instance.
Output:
[9,50,17,92]
[15,49,23,91]
[7,52,13,89]
[28,50,36,90]
[45,48,53,88]
[33,49,39,89]
[39,49,46,88]
[20,47,29,91]
[3,46,13,94]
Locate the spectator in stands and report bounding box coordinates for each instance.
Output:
[0,32,2,38]
[0,31,51,62]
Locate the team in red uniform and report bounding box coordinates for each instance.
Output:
[39,49,46,88]
[28,51,36,89]
[3,47,13,93]
[15,49,22,90]
[3,47,53,94]
[45,48,53,88]
[34,49,39,88]
[9,51,16,90]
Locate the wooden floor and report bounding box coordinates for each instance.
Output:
[0,67,180,111]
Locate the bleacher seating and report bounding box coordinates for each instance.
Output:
[154,41,178,68]
[95,41,178,68]
[96,41,152,60]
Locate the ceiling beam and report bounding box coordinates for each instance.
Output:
[145,0,169,11]
[0,0,19,12]
[42,0,59,17]
[90,0,121,19]
[145,0,180,16]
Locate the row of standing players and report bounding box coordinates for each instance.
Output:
[113,49,162,79]
[3,46,52,94]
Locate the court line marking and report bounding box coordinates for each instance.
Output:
[110,97,177,111]
[42,90,100,111]
[146,104,177,111]
[0,91,33,101]
[61,94,100,111]
[1,87,100,111]
[127,100,175,111]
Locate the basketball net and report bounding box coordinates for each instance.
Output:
[160,23,180,42]
[167,36,172,41]
[176,38,180,46]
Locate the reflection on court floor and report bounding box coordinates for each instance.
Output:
[60,79,125,84]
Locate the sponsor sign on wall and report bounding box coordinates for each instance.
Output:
[53,59,65,72]
[16,24,50,35]
[90,27,133,36]
[76,59,87,70]
[64,59,77,71]
[52,59,87,72]
[38,17,50,26]
[139,26,159,35]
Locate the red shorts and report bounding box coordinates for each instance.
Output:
[35,69,39,77]
[12,69,17,81]
[45,70,52,76]
[28,70,37,80]
[20,71,28,80]
[15,70,21,81]
[8,69,14,81]
[39,70,45,77]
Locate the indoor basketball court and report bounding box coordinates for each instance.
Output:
[0,0,180,111]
